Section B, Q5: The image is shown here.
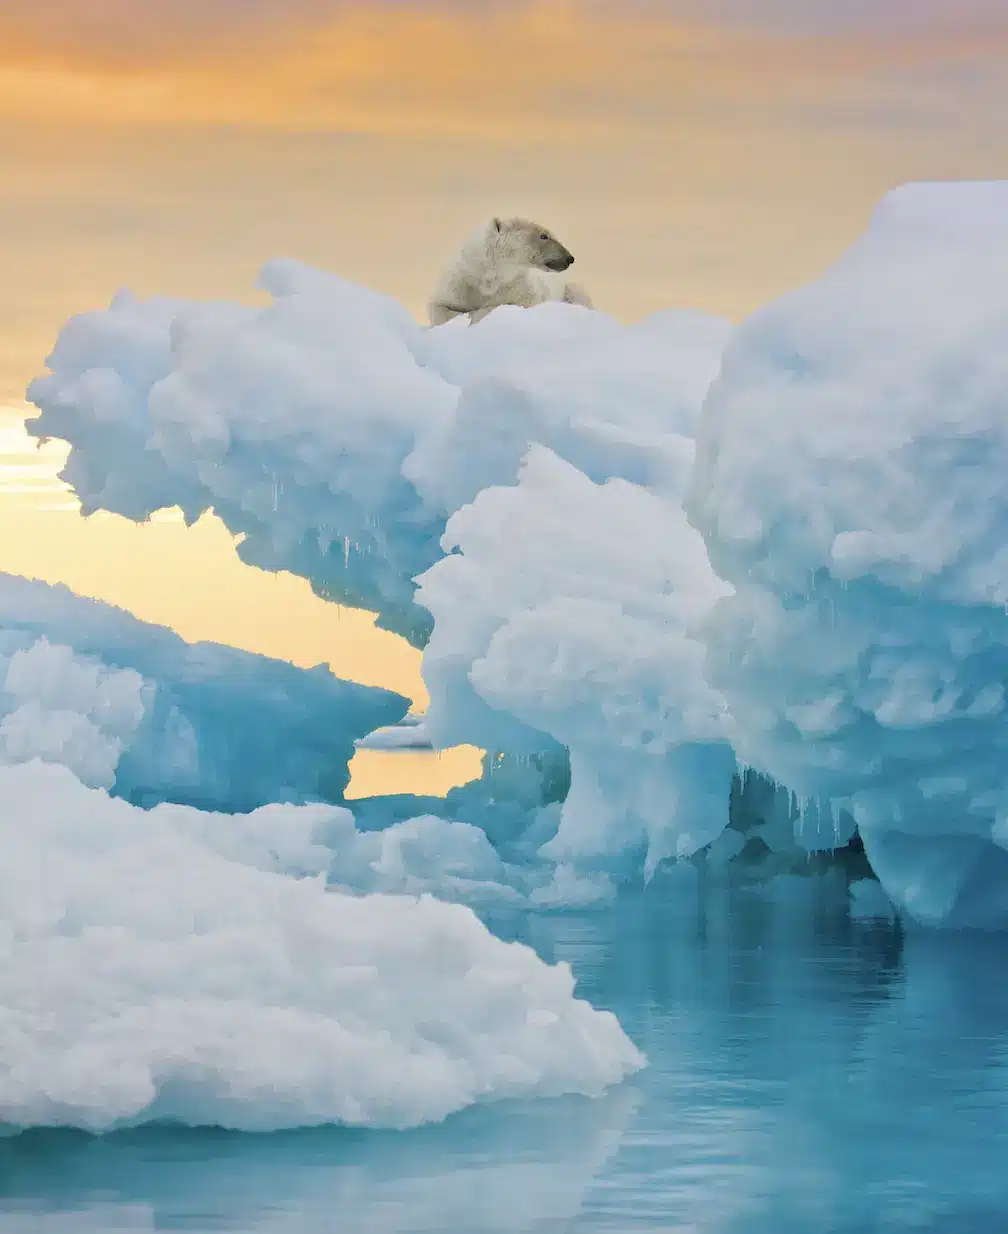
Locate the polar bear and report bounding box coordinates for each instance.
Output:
[428,217,594,326]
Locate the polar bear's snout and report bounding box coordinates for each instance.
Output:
[544,246,575,272]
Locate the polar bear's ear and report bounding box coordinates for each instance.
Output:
[491,217,502,232]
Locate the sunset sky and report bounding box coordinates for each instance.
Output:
[2,0,1007,794]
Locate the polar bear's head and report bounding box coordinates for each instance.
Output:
[488,217,575,273]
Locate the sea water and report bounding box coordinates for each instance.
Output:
[3,879,1006,1233]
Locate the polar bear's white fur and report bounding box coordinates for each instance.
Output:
[428,217,594,326]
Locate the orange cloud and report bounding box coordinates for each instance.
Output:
[1,2,1005,137]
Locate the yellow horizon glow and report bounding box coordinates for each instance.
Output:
[0,405,483,800]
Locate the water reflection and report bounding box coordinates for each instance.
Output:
[1,1089,637,1233]
[3,883,1006,1233]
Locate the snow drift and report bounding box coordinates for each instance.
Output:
[0,759,644,1134]
[0,571,407,809]
[24,179,1008,927]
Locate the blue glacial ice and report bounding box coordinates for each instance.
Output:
[23,179,1008,932]
[0,570,408,809]
[687,181,1008,929]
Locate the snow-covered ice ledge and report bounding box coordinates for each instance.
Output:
[25,180,1008,930]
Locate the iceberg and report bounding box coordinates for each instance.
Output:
[0,759,644,1134]
[27,281,739,879]
[0,570,408,809]
[688,181,1008,929]
[23,179,1008,927]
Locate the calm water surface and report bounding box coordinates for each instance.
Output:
[3,880,1006,1232]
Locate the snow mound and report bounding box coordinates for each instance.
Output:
[404,304,729,516]
[0,571,407,809]
[688,180,1008,929]
[0,760,644,1134]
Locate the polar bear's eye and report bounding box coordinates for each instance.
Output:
[540,233,549,241]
